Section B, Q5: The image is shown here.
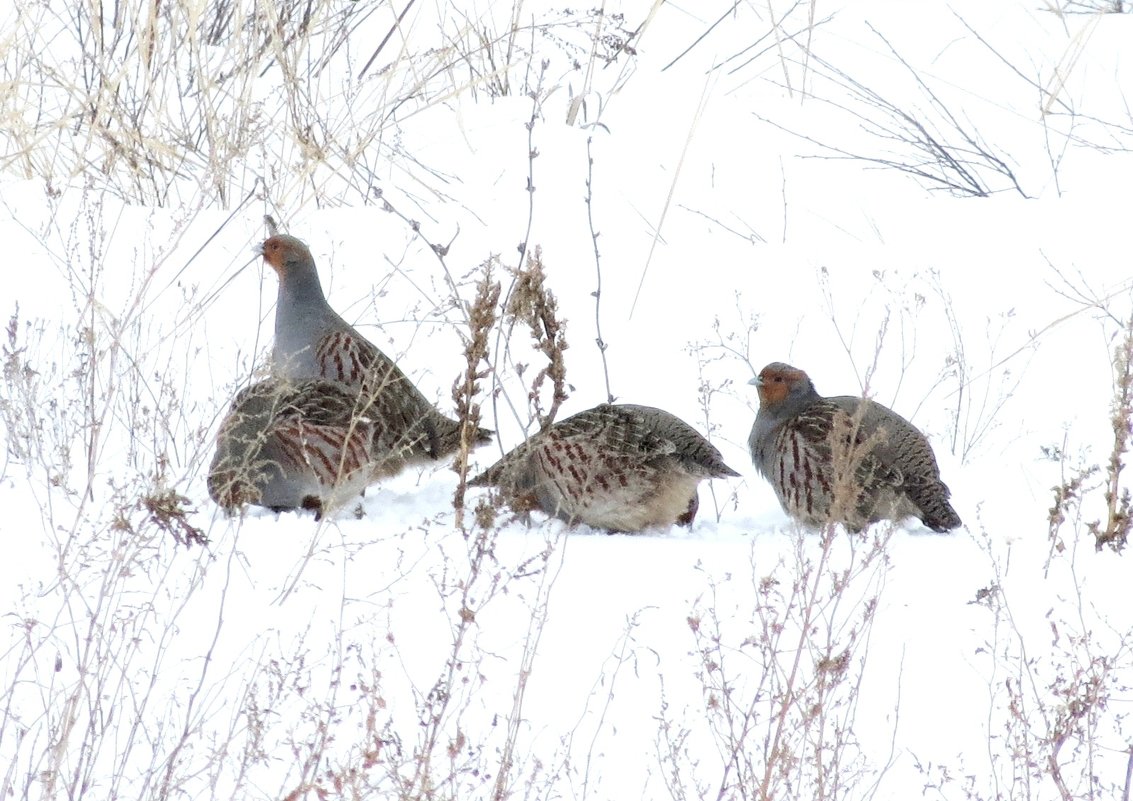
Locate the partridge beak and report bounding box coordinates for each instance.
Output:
[252,242,265,257]
[748,375,763,387]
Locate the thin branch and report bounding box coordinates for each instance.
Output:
[584,136,615,403]
[359,0,417,79]
[630,70,715,317]
[662,0,742,72]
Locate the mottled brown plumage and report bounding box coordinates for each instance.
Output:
[748,362,961,532]
[257,233,491,462]
[470,404,740,532]
[208,378,430,518]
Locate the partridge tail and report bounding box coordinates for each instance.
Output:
[423,413,493,461]
[921,500,962,533]
[910,482,962,532]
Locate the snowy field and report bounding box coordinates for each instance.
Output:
[2,1,1132,798]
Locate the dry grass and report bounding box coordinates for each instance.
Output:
[451,256,501,530]
[502,246,569,432]
[0,1,646,208]
[1091,313,1133,550]
[666,523,893,801]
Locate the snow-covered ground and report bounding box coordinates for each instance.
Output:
[2,1,1132,798]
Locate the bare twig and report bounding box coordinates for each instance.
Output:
[631,70,715,316]
[584,136,615,403]
[491,69,549,437]
[375,188,471,328]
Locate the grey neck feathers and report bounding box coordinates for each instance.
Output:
[273,262,333,378]
[777,379,820,420]
[278,262,328,312]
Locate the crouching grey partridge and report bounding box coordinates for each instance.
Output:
[748,362,961,532]
[208,377,435,518]
[469,404,740,532]
[257,233,491,463]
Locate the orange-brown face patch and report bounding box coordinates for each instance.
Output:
[259,237,285,275]
[757,363,808,408]
[259,235,307,276]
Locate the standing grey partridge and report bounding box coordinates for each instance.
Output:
[208,378,419,518]
[257,233,491,462]
[469,404,740,532]
[748,362,961,532]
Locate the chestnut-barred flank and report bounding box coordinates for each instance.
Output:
[748,362,962,533]
[470,403,739,533]
[208,378,417,518]
[255,232,492,467]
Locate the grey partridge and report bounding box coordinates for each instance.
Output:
[748,362,961,532]
[257,233,491,462]
[208,377,436,518]
[469,404,740,532]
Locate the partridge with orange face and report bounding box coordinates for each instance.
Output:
[748,362,961,532]
[208,378,420,518]
[470,403,739,532]
[257,233,491,463]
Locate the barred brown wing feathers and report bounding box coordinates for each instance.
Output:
[621,404,739,478]
[555,405,669,458]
